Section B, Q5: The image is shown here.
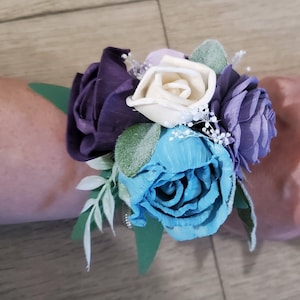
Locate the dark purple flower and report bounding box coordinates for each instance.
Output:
[210,65,277,178]
[67,47,150,161]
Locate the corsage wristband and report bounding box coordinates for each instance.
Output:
[34,40,277,273]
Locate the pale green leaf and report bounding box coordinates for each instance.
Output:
[234,180,257,251]
[83,206,95,271]
[86,153,114,170]
[102,188,115,234]
[189,39,227,75]
[93,205,103,232]
[110,163,119,186]
[76,175,107,191]
[115,123,161,177]
[80,198,98,213]
[118,182,131,208]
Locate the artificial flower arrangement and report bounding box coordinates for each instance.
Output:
[30,40,276,273]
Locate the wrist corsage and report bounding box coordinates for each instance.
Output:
[34,40,277,273]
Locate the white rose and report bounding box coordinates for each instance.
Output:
[126,55,216,128]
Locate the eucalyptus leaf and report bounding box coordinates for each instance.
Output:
[115,123,161,177]
[234,180,257,251]
[134,214,164,274]
[189,39,227,75]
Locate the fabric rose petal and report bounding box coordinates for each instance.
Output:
[119,126,235,241]
[209,65,277,178]
[67,47,150,161]
[126,55,216,128]
[145,48,185,66]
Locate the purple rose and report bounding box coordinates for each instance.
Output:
[209,65,276,178]
[67,47,149,161]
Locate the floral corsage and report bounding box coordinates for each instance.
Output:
[63,40,276,273]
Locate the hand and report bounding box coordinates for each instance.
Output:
[224,76,300,240]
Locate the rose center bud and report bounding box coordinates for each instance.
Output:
[163,79,191,99]
[156,181,177,201]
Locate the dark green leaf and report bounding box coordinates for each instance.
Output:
[133,214,164,274]
[71,209,92,240]
[29,82,70,114]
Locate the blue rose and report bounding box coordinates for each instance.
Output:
[119,126,235,241]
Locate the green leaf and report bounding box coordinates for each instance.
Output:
[133,214,164,274]
[83,207,95,271]
[189,39,227,75]
[102,188,116,234]
[71,209,92,240]
[86,154,114,170]
[29,82,70,114]
[100,169,113,180]
[94,205,103,232]
[234,180,257,251]
[118,182,131,207]
[115,123,161,177]
[71,188,102,240]
[76,175,107,191]
[80,197,98,213]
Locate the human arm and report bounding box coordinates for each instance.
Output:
[0,77,94,224]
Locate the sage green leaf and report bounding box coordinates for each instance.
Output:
[134,214,164,274]
[234,180,257,251]
[189,39,227,75]
[86,154,114,170]
[29,82,70,114]
[115,123,161,177]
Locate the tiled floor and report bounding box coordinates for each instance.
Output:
[1,1,300,299]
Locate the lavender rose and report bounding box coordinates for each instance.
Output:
[67,47,149,161]
[209,65,277,178]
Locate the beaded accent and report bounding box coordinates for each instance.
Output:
[121,52,150,80]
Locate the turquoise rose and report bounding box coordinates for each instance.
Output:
[119,126,236,241]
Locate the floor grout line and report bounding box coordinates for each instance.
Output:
[210,236,227,300]
[156,0,169,48]
[0,0,150,24]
